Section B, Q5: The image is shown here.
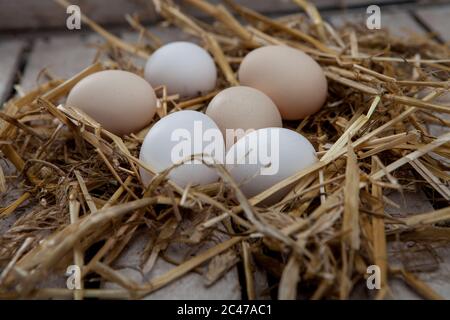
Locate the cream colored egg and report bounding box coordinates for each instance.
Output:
[144,42,217,98]
[205,86,282,146]
[66,70,157,136]
[238,45,327,120]
[139,110,225,188]
[226,128,317,205]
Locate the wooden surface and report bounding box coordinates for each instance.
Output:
[415,5,450,43]
[0,41,25,104]
[0,0,433,30]
[0,1,449,300]
[0,0,157,30]
[327,7,425,38]
[19,35,102,92]
[103,232,242,299]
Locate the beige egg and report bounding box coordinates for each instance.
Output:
[205,86,282,145]
[66,70,157,135]
[238,45,327,120]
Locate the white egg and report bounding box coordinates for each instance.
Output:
[139,110,225,188]
[144,42,217,98]
[226,128,317,205]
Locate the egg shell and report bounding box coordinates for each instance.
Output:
[66,70,157,136]
[226,127,317,205]
[205,86,282,146]
[144,42,217,98]
[139,110,225,188]
[238,45,327,120]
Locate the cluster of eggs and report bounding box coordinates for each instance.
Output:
[66,42,327,205]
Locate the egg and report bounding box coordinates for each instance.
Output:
[205,86,282,146]
[139,110,225,188]
[66,70,157,136]
[226,128,317,205]
[238,45,327,120]
[144,42,217,98]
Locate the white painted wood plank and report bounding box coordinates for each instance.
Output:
[0,40,26,105]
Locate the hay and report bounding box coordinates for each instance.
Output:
[0,0,449,300]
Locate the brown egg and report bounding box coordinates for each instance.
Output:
[238,45,327,120]
[66,70,157,135]
[205,86,282,145]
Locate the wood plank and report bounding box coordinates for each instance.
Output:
[0,0,422,30]
[348,192,450,299]
[0,161,33,236]
[205,0,416,13]
[386,192,450,300]
[415,5,450,43]
[19,34,101,91]
[0,0,157,31]
[103,233,242,299]
[415,3,450,139]
[0,40,26,105]
[327,7,425,38]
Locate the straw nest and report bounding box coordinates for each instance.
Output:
[0,0,449,300]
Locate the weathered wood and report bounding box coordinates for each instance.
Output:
[183,0,359,15]
[0,161,32,236]
[103,233,242,299]
[415,5,450,43]
[385,192,450,299]
[0,0,420,30]
[0,0,157,31]
[0,40,26,105]
[327,8,425,38]
[349,192,450,299]
[414,5,450,138]
[19,34,101,91]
